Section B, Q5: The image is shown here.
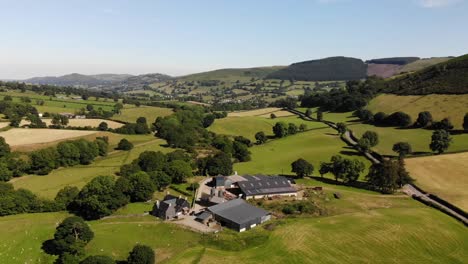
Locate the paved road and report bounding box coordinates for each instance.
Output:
[403,184,468,225]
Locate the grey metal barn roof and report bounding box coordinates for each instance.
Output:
[208,199,268,225]
[237,175,296,196]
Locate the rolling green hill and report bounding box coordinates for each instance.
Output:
[385,54,468,94]
[179,66,284,82]
[399,57,452,73]
[266,56,367,81]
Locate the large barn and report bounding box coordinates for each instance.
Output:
[236,175,297,199]
[206,199,270,232]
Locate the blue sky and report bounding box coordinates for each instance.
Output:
[0,0,467,79]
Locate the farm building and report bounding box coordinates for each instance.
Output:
[152,195,190,220]
[236,175,297,199]
[212,175,233,188]
[206,199,270,232]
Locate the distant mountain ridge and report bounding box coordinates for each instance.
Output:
[24,73,133,87]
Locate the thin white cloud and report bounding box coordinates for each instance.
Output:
[418,0,463,8]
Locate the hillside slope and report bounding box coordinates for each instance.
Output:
[399,57,452,73]
[179,66,284,82]
[24,73,132,87]
[266,56,367,81]
[385,54,468,94]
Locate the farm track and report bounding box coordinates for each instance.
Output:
[287,108,468,226]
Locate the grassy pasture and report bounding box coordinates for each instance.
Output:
[209,115,327,141]
[112,106,173,123]
[11,137,173,199]
[399,57,451,73]
[234,127,371,177]
[367,94,468,129]
[1,182,467,264]
[349,123,468,156]
[405,152,468,211]
[227,107,282,117]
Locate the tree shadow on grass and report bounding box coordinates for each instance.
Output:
[339,150,363,157]
[41,239,59,256]
[309,176,373,191]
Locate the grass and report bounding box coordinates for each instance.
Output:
[2,184,466,264]
[234,127,371,178]
[399,57,451,73]
[367,94,468,129]
[112,106,173,123]
[209,115,327,141]
[405,152,468,211]
[11,137,174,199]
[349,123,468,156]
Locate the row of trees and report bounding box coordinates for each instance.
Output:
[44,216,155,263]
[115,117,151,134]
[272,122,307,138]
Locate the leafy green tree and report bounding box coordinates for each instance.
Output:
[148,170,172,190]
[206,152,233,176]
[392,142,412,158]
[234,136,252,147]
[336,122,347,135]
[55,186,80,209]
[119,163,141,177]
[316,110,323,121]
[86,104,94,111]
[123,172,155,202]
[57,142,81,166]
[430,130,452,154]
[255,131,267,144]
[305,108,312,118]
[95,139,108,156]
[0,162,13,181]
[299,124,307,132]
[72,140,99,165]
[319,162,331,177]
[291,158,314,178]
[164,160,193,183]
[137,151,166,172]
[415,111,432,127]
[432,118,454,131]
[135,117,150,134]
[288,123,298,135]
[117,138,134,150]
[127,244,155,264]
[3,95,12,101]
[202,114,215,128]
[80,255,115,264]
[50,216,94,256]
[366,160,399,194]
[233,141,251,162]
[273,122,288,138]
[361,131,379,148]
[464,113,468,131]
[212,135,233,155]
[98,122,108,131]
[0,136,11,158]
[29,147,59,175]
[357,138,371,152]
[270,113,277,119]
[343,159,365,183]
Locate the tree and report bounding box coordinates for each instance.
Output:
[50,216,94,256]
[98,122,108,131]
[336,122,347,135]
[86,104,94,111]
[29,147,59,175]
[273,122,288,138]
[121,172,155,202]
[0,136,11,158]
[432,118,454,131]
[291,158,314,178]
[136,151,166,172]
[233,141,251,162]
[366,160,399,194]
[319,162,331,177]
[117,139,134,151]
[357,137,372,152]
[316,110,323,121]
[164,160,193,183]
[299,124,307,132]
[80,255,115,264]
[305,108,312,118]
[148,170,171,190]
[270,113,277,119]
[288,123,298,135]
[55,186,80,210]
[127,244,155,264]
[3,95,12,101]
[361,131,379,148]
[95,139,108,156]
[326,155,363,183]
[255,131,267,144]
[415,111,432,127]
[430,130,452,154]
[392,142,412,158]
[464,113,468,131]
[202,114,215,128]
[206,153,233,176]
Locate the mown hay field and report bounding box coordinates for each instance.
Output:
[367,94,468,129]
[227,107,283,117]
[0,128,97,146]
[20,118,124,129]
[405,152,468,211]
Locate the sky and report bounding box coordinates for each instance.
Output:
[0,0,467,79]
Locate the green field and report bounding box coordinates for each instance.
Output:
[234,127,371,177]
[399,57,451,73]
[367,94,468,129]
[1,179,467,264]
[11,137,174,199]
[349,123,468,156]
[209,115,327,141]
[112,106,173,124]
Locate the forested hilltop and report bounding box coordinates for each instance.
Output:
[266,56,368,81]
[385,54,468,94]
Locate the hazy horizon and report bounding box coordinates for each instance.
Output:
[1,0,467,79]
